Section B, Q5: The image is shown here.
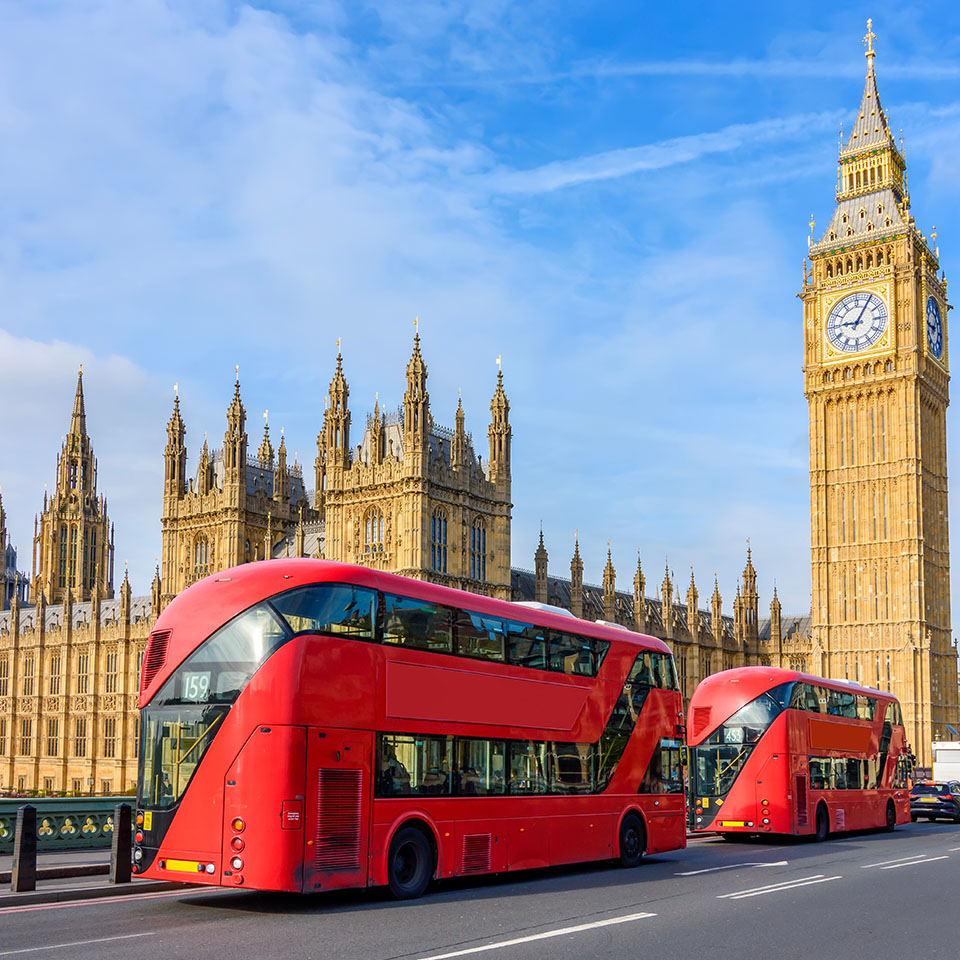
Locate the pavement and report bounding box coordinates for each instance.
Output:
[0,848,188,906]
[0,822,957,959]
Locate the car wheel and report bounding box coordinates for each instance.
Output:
[619,813,646,868]
[814,803,829,842]
[911,814,918,822]
[387,826,434,900]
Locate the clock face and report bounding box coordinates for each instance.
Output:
[927,296,943,359]
[826,292,888,353]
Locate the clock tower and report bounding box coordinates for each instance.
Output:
[802,22,957,764]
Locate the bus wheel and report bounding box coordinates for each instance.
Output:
[387,826,433,900]
[814,803,829,842]
[618,813,645,868]
[884,801,896,832]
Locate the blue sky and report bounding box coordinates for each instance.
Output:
[1,1,960,622]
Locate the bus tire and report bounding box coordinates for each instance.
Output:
[884,801,896,832]
[814,803,829,842]
[618,813,645,868]
[387,825,434,900]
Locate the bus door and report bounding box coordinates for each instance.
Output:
[303,728,373,893]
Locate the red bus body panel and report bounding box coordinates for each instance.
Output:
[688,666,911,838]
[137,559,685,893]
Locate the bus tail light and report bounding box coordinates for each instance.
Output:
[135,812,144,826]
[232,818,245,833]
[231,837,245,852]
[233,874,244,885]
[135,832,144,843]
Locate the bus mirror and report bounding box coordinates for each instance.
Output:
[680,746,689,767]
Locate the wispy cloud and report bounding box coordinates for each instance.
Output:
[489,111,845,193]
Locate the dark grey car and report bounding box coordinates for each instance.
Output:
[910,781,960,822]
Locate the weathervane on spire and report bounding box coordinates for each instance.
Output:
[336,336,342,354]
[863,18,877,64]
[414,315,419,338]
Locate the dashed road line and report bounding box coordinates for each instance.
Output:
[676,860,789,876]
[862,854,939,869]
[417,912,657,960]
[717,875,842,900]
[879,856,949,870]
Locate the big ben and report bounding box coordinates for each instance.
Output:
[803,22,958,765]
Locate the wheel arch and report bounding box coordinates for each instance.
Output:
[380,810,443,882]
[616,805,649,857]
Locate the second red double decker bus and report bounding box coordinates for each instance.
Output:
[135,559,686,897]
[688,666,912,840]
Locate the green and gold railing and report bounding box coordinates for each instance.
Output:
[0,797,131,853]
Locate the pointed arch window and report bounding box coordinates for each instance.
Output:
[364,507,384,553]
[431,508,448,573]
[59,527,68,588]
[470,518,487,581]
[70,461,78,489]
[193,536,210,579]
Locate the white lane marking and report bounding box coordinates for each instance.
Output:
[717,874,842,900]
[417,912,657,960]
[948,847,960,852]
[862,854,933,869]
[881,856,949,870]
[0,933,154,956]
[676,860,788,876]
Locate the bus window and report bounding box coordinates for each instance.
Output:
[455,611,505,662]
[833,757,849,789]
[377,733,452,796]
[809,757,832,790]
[505,621,547,670]
[650,652,676,689]
[383,595,454,653]
[549,742,595,794]
[270,584,377,639]
[790,683,817,712]
[509,741,547,794]
[639,738,684,794]
[548,633,609,677]
[855,696,878,720]
[828,690,857,718]
[889,701,903,725]
[456,739,506,795]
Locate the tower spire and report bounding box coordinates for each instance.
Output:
[70,365,86,436]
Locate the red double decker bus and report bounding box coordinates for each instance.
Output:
[688,666,912,841]
[135,559,686,897]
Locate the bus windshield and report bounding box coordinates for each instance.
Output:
[693,683,792,798]
[139,602,291,809]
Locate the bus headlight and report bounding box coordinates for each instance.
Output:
[762,818,770,825]
[206,863,216,874]
[134,848,143,862]
[231,856,244,870]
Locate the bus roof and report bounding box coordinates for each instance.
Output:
[143,558,671,706]
[687,665,898,743]
[691,665,896,705]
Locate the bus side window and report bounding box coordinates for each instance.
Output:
[505,621,547,670]
[382,595,453,653]
[271,584,377,639]
[809,757,831,790]
[549,632,590,675]
[548,742,595,794]
[509,741,547,794]
[455,611,505,662]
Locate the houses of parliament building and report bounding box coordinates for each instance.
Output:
[0,26,957,794]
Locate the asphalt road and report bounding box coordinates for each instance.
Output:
[1,821,957,960]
